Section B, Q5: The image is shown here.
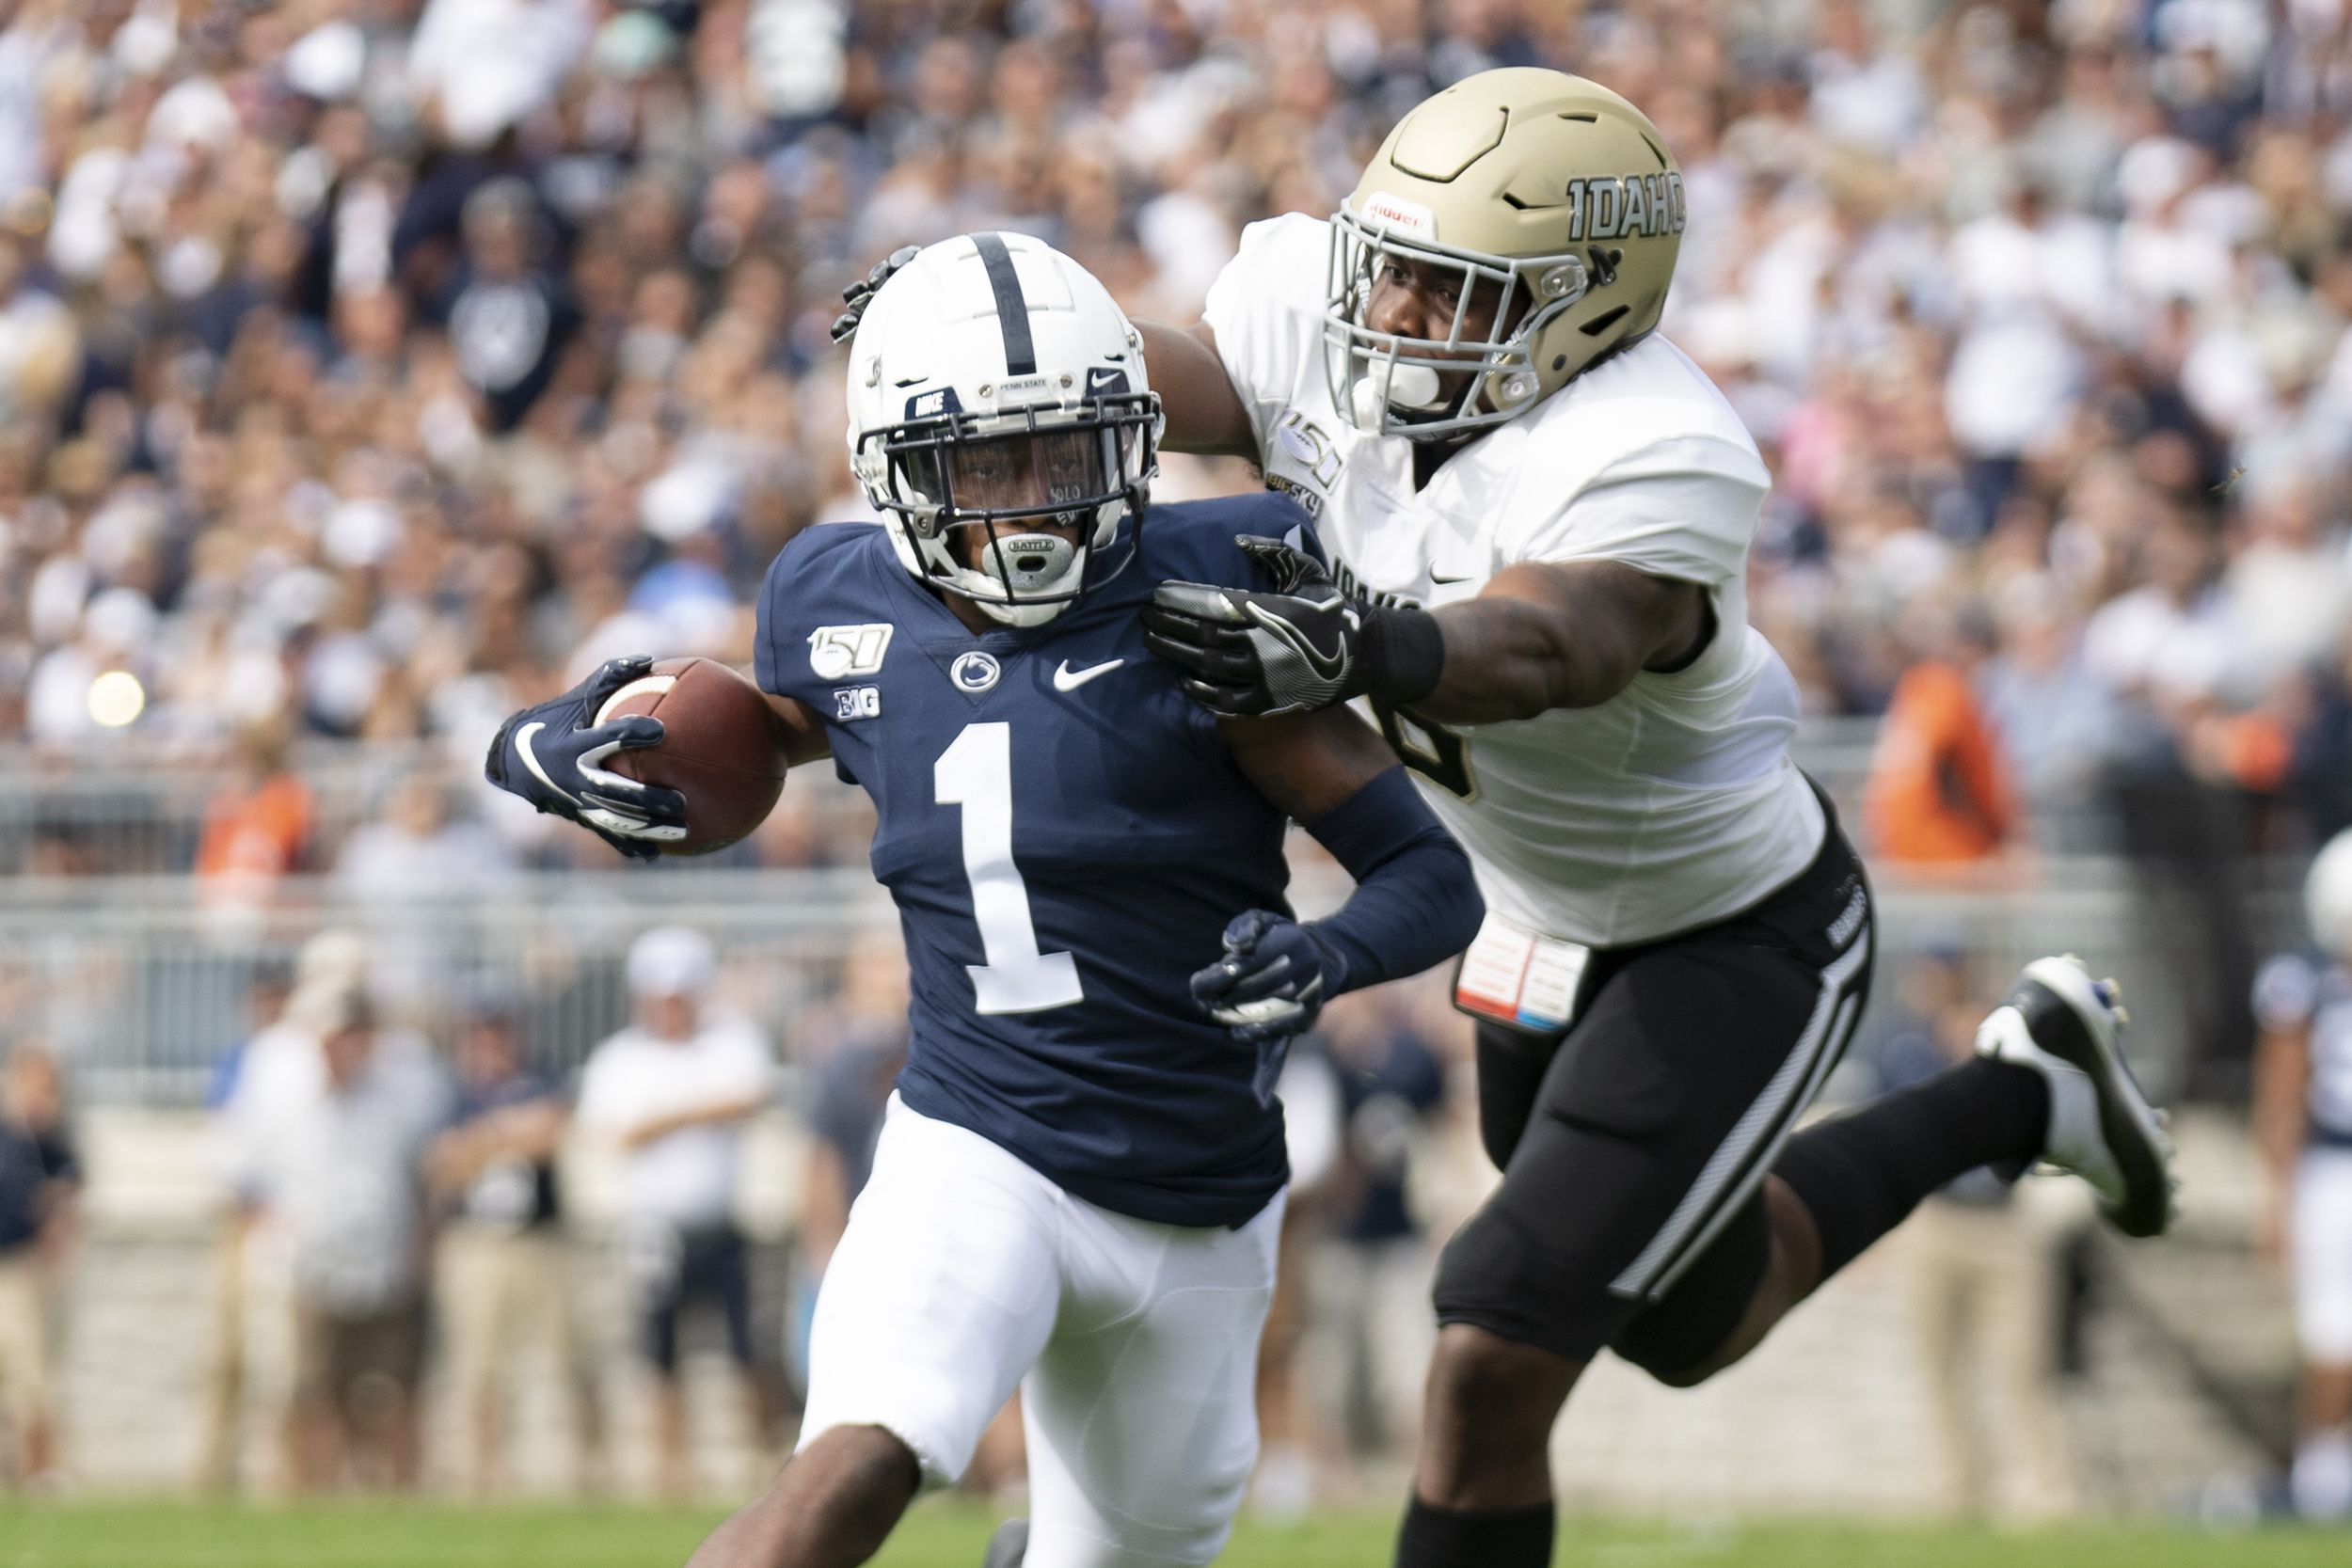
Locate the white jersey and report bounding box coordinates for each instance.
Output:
[1202,214,1823,947]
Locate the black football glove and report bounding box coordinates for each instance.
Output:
[1142,537,1368,718]
[484,656,689,862]
[1192,909,1346,1105]
[830,245,922,343]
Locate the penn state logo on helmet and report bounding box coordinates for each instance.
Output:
[842,233,1169,628]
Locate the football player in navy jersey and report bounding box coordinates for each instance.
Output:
[2257,833,2352,1521]
[485,232,1482,1568]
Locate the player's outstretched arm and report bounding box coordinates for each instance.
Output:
[1200,708,1483,1094]
[1405,560,1710,723]
[1146,539,1708,725]
[1137,320,1261,458]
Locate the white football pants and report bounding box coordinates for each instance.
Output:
[797,1094,1284,1568]
[2296,1147,2352,1363]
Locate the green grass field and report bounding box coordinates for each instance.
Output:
[1,1501,2347,1568]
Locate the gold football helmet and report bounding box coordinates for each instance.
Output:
[1326,68,1685,438]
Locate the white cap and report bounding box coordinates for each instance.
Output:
[2310,832,2352,958]
[323,499,403,567]
[295,928,373,990]
[628,926,716,998]
[285,22,366,102]
[286,974,373,1037]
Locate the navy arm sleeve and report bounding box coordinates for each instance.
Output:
[1300,768,1482,992]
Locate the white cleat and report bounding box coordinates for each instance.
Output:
[1975,956,2178,1239]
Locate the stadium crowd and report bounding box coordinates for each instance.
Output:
[0,0,2348,878]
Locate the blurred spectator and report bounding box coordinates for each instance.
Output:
[576,926,782,1500]
[1309,991,1448,1487]
[408,0,594,155]
[0,1042,78,1490]
[334,768,516,902]
[2090,509,2266,1091]
[1876,950,2075,1522]
[1864,600,2018,870]
[1977,575,2117,853]
[426,986,602,1497]
[274,977,451,1495]
[194,722,315,905]
[195,960,294,1495]
[210,931,452,1494]
[442,178,580,435]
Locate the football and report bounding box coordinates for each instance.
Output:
[596,657,788,855]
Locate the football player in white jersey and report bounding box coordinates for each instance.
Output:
[2255,832,2352,1521]
[1126,68,2182,1568]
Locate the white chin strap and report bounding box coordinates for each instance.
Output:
[965,531,1083,625]
[1351,362,1447,425]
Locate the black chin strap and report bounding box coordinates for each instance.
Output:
[1409,434,1473,493]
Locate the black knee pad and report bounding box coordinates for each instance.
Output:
[1607,1194,1771,1384]
[1433,1185,1639,1363]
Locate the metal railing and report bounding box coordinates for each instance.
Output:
[0,737,882,878]
[0,855,2303,1106]
[0,716,1899,879]
[0,869,895,1102]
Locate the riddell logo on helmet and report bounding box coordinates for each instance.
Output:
[1564,172,1686,242]
[1363,193,1438,238]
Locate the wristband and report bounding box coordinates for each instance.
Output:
[1361,603,1446,707]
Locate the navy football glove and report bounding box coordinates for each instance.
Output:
[830,245,922,343]
[1193,909,1347,1105]
[484,656,689,862]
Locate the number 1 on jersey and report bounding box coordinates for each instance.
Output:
[934,721,1085,1014]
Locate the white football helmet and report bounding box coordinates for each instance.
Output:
[2310,830,2352,958]
[845,232,1163,626]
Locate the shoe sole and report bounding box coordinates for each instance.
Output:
[2014,958,2176,1238]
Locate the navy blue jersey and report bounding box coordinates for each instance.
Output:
[755,494,1322,1227]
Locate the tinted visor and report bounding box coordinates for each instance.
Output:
[881,395,1155,534]
[946,429,1106,514]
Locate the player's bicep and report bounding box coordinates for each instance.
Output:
[1139,320,1260,459]
[1481,560,1708,680]
[1220,704,1403,822]
[762,690,832,766]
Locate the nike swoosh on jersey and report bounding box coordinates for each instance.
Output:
[1053,658,1125,691]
